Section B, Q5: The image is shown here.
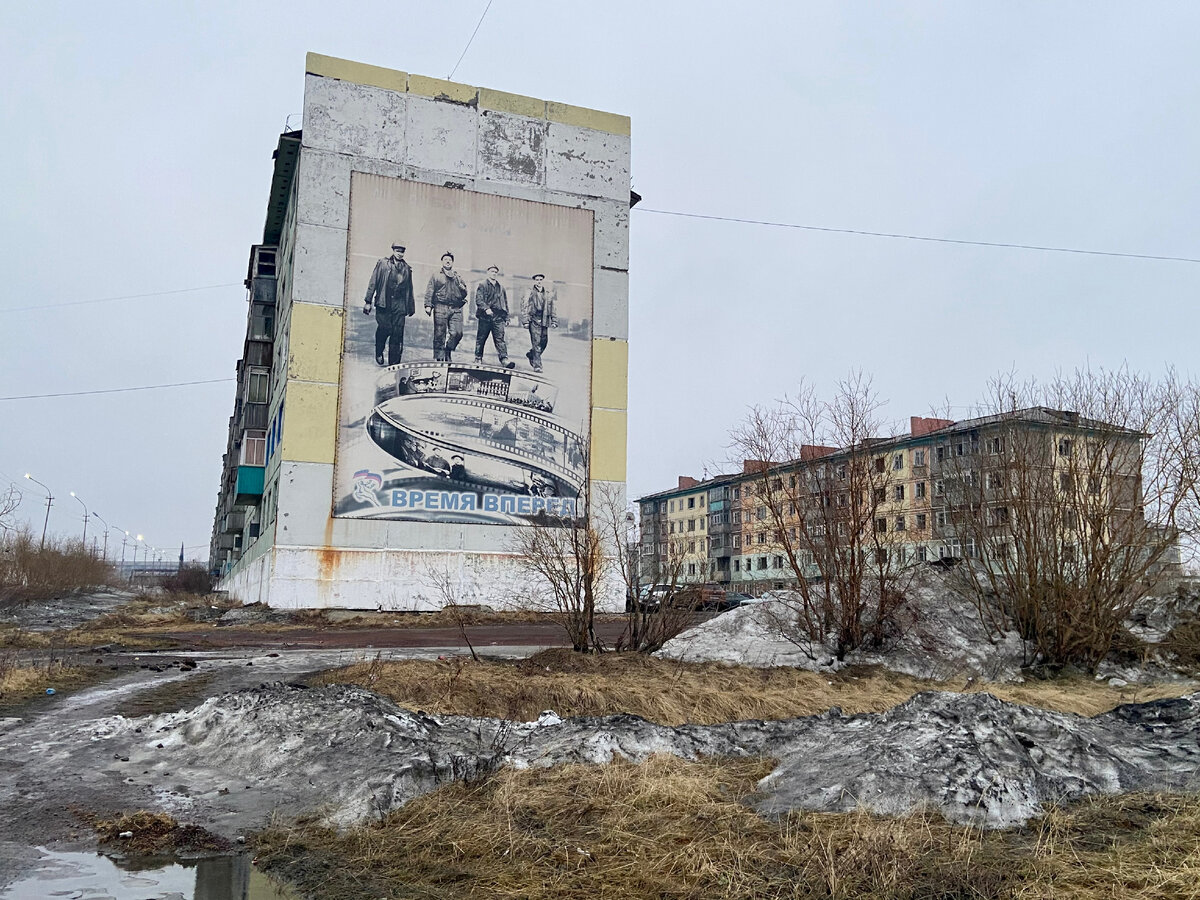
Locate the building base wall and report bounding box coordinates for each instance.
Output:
[219,545,623,612]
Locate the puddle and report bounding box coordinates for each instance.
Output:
[1,848,296,899]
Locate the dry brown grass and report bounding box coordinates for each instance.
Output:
[312,650,1196,725]
[0,530,114,601]
[93,810,230,854]
[0,652,106,708]
[253,754,1200,900]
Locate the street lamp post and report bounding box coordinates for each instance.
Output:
[69,492,89,549]
[23,474,52,550]
[93,512,111,562]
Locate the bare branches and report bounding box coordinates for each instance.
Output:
[730,372,912,659]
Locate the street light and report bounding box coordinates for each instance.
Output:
[23,474,52,550]
[69,491,89,548]
[93,511,111,562]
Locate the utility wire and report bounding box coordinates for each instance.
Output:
[0,283,242,314]
[448,0,494,80]
[0,378,234,402]
[634,208,1200,264]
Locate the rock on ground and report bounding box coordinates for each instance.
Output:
[54,682,1200,830]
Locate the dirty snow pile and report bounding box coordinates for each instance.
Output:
[659,568,1027,680]
[71,682,1200,830]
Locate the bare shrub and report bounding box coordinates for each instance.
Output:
[730,372,914,659]
[161,564,214,595]
[0,529,113,602]
[944,368,1200,671]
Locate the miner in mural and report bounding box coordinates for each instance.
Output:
[473,265,515,368]
[362,242,415,366]
[424,251,469,362]
[521,273,557,372]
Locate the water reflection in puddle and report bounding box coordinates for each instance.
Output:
[1,848,296,899]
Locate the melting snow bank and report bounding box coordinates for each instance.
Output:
[658,570,1029,680]
[89,683,1200,830]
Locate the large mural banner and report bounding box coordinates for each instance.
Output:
[332,174,594,525]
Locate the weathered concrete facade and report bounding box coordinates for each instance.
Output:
[218,54,631,609]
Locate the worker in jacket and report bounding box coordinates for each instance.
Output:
[473,265,515,368]
[362,243,415,366]
[424,251,469,362]
[520,273,557,372]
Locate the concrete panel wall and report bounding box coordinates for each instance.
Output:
[223,53,630,608]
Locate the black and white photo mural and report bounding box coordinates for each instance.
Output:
[332,173,595,525]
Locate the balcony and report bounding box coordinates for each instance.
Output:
[234,466,265,503]
[241,402,269,430]
[222,510,246,533]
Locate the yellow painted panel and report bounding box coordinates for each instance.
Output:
[591,339,628,410]
[546,101,631,136]
[280,381,339,464]
[590,408,627,482]
[305,52,407,93]
[408,74,478,104]
[288,302,344,384]
[479,87,546,119]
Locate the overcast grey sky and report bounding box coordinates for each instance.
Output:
[2,1,1199,556]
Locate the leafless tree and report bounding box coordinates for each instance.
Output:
[428,567,481,662]
[0,486,19,537]
[943,367,1200,670]
[511,489,609,653]
[598,485,698,653]
[731,372,913,659]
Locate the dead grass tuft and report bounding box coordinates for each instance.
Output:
[253,754,1200,900]
[312,653,1195,726]
[93,810,231,855]
[0,652,106,708]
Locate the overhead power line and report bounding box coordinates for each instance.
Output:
[0,378,234,402]
[634,208,1200,264]
[0,283,242,314]
[448,0,494,80]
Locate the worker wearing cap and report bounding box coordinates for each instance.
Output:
[520,273,557,372]
[424,251,469,362]
[473,265,515,368]
[362,242,415,366]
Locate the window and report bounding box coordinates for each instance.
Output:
[893,453,904,471]
[935,510,948,528]
[757,506,766,520]
[688,541,695,553]
[916,513,927,531]
[989,506,1009,526]
[757,556,768,570]
[894,516,905,532]
[987,472,1004,490]
[1088,475,1101,495]
[916,545,928,562]
[915,481,926,499]
[241,430,266,466]
[874,488,886,503]
[1058,438,1073,457]
[874,548,889,565]
[934,480,945,497]
[773,555,784,569]
[875,457,886,473]
[688,497,695,509]
[836,464,847,479]
[732,511,741,525]
[988,436,1004,454]
[914,449,927,466]
[669,500,675,513]
[688,563,696,576]
[734,559,741,571]
[659,502,667,513]
[247,369,269,404]
[936,445,947,463]
[964,539,977,559]
[699,495,705,507]
[733,486,741,499]
[962,471,976,487]
[1060,472,1074,492]
[893,485,905,502]
[669,522,676,534]
[687,519,696,532]
[733,535,741,548]
[699,518,706,530]
[875,518,887,533]
[757,532,766,544]
[837,492,848,508]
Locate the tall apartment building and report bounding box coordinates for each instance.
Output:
[637,408,1156,592]
[210,54,632,608]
